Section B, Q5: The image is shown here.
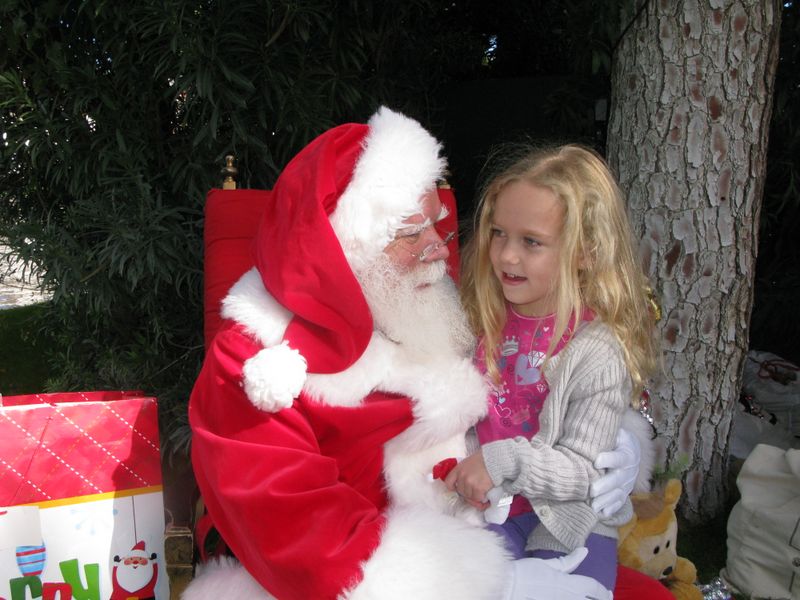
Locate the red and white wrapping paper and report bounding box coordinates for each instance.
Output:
[0,391,169,600]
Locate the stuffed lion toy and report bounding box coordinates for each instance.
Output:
[618,479,702,600]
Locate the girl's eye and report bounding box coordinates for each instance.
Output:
[490,227,504,238]
[524,237,540,247]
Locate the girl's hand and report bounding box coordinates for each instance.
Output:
[444,452,494,507]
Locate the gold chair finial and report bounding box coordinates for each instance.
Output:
[222,155,238,190]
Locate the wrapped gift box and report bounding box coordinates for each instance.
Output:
[0,391,170,600]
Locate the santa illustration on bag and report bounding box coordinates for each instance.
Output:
[110,540,158,600]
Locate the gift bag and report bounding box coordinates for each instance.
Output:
[722,443,800,599]
[0,391,170,600]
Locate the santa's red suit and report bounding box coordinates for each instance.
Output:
[191,301,505,599]
[111,541,158,600]
[186,108,671,600]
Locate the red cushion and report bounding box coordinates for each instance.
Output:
[203,187,461,351]
[203,189,270,349]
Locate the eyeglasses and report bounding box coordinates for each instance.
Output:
[390,230,455,262]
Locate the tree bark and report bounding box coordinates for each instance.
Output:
[607,0,782,522]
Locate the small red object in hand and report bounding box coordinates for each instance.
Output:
[431,457,459,481]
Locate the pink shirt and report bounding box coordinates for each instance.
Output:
[475,307,591,516]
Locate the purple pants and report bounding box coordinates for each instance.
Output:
[488,511,618,591]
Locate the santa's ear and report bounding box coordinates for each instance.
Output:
[113,555,121,562]
[150,553,157,560]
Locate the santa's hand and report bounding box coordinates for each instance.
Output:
[591,426,640,518]
[501,548,612,600]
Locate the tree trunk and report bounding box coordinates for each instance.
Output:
[606,0,782,522]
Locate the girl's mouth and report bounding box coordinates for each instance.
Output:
[502,272,526,284]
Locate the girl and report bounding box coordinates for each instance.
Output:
[445,143,658,593]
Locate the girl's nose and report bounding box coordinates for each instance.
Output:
[499,241,519,264]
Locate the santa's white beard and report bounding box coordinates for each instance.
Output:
[356,255,475,362]
[116,560,154,592]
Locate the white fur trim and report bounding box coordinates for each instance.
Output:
[221,268,291,347]
[306,350,487,448]
[181,556,275,600]
[330,107,447,272]
[183,514,509,600]
[378,356,489,450]
[382,432,483,525]
[622,409,656,493]
[303,332,398,407]
[342,506,510,600]
[222,269,306,412]
[371,357,489,527]
[243,343,307,412]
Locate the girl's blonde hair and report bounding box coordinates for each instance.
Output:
[460,143,658,405]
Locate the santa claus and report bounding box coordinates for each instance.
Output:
[184,107,666,599]
[111,541,158,600]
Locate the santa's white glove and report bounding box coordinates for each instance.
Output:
[501,547,612,600]
[590,426,641,518]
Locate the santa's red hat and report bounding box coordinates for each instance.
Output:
[129,541,147,558]
[243,107,446,411]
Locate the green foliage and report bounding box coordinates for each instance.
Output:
[0,0,483,453]
[2,0,796,459]
[0,303,56,395]
[651,454,691,485]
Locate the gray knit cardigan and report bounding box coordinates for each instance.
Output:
[481,320,634,553]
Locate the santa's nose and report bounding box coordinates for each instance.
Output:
[418,229,452,263]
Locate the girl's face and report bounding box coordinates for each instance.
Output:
[488,181,565,317]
